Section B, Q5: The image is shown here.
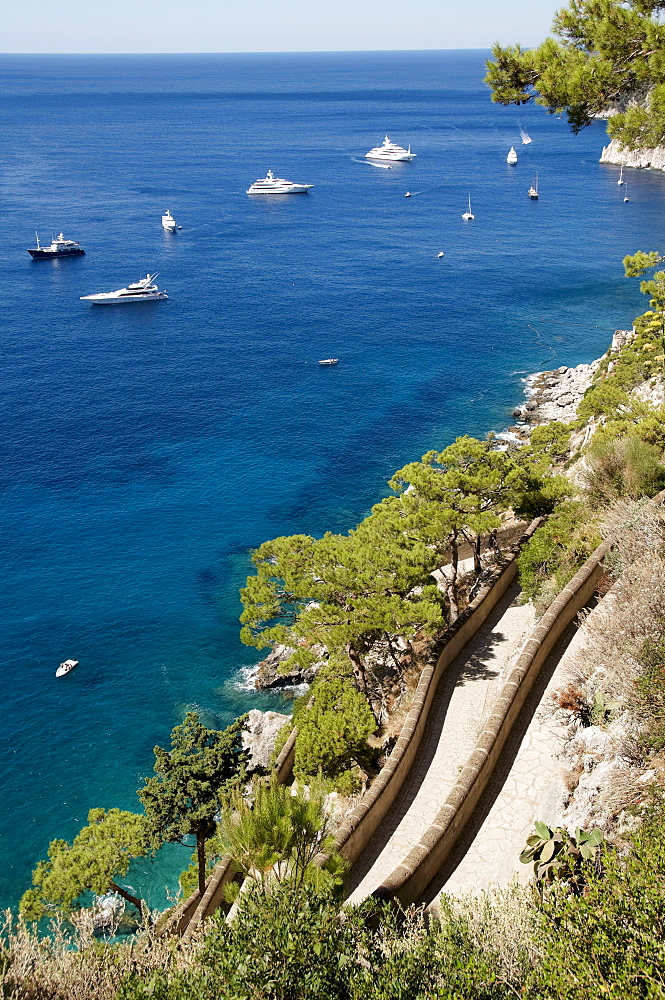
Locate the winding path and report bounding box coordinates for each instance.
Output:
[345,584,536,904]
[425,614,587,904]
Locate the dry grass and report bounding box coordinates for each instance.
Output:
[438,882,543,983]
[573,499,665,706]
[0,911,201,1000]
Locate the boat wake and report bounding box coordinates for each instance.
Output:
[351,157,392,169]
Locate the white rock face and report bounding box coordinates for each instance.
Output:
[600,138,665,170]
[242,708,291,771]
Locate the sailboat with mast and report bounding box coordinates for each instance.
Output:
[528,172,539,199]
[618,165,625,185]
[461,195,474,220]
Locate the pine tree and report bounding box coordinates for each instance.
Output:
[485,0,665,148]
[20,808,150,921]
[138,712,248,895]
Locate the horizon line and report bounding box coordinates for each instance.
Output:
[0,46,496,56]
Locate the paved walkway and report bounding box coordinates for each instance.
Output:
[426,615,588,904]
[345,584,536,904]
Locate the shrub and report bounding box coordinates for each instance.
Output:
[530,796,665,1000]
[517,502,601,605]
[293,658,377,790]
[582,433,665,507]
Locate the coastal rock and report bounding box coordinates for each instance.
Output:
[252,642,325,689]
[600,138,665,171]
[515,358,599,425]
[242,708,291,771]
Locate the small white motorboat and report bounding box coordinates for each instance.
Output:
[405,191,412,197]
[318,358,339,365]
[437,252,445,258]
[56,659,78,677]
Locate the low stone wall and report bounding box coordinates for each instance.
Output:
[371,538,611,905]
[333,518,543,871]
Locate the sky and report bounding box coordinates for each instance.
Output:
[2,0,560,53]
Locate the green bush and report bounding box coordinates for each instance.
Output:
[529,796,665,1000]
[635,626,665,756]
[583,433,665,506]
[293,658,377,790]
[517,502,601,605]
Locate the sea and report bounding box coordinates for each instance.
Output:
[1,49,664,912]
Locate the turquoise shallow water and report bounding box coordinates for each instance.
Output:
[1,49,664,910]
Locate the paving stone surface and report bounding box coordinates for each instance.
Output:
[345,585,536,904]
[427,616,589,903]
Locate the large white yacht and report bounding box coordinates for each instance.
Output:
[161,210,181,231]
[246,170,313,195]
[365,136,416,162]
[80,273,168,304]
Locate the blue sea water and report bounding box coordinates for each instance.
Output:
[1,49,664,911]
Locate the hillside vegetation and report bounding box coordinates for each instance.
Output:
[4,257,665,997]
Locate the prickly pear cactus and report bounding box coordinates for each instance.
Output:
[519,821,604,892]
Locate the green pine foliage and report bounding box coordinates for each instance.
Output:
[19,808,151,921]
[218,777,346,895]
[485,0,665,148]
[138,712,248,895]
[292,658,378,790]
[517,501,602,605]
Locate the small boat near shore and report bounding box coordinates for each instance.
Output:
[318,358,338,365]
[56,659,78,677]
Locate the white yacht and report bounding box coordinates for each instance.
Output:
[80,273,168,304]
[56,659,78,677]
[365,136,416,162]
[247,170,313,195]
[318,358,338,365]
[507,146,518,164]
[161,210,181,231]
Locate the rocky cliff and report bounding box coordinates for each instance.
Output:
[600,137,665,170]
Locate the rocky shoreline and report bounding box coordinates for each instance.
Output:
[600,137,665,171]
[247,332,635,694]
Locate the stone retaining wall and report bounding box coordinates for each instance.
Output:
[371,538,610,905]
[332,518,543,871]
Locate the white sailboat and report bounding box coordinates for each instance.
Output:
[507,146,518,164]
[462,195,474,220]
[624,183,630,203]
[528,172,539,199]
[618,165,625,185]
[519,127,532,145]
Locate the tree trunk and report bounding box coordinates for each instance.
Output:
[196,829,207,896]
[346,642,380,724]
[346,642,368,697]
[447,528,460,622]
[109,881,146,918]
[473,533,482,575]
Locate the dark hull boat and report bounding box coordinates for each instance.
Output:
[27,233,85,258]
